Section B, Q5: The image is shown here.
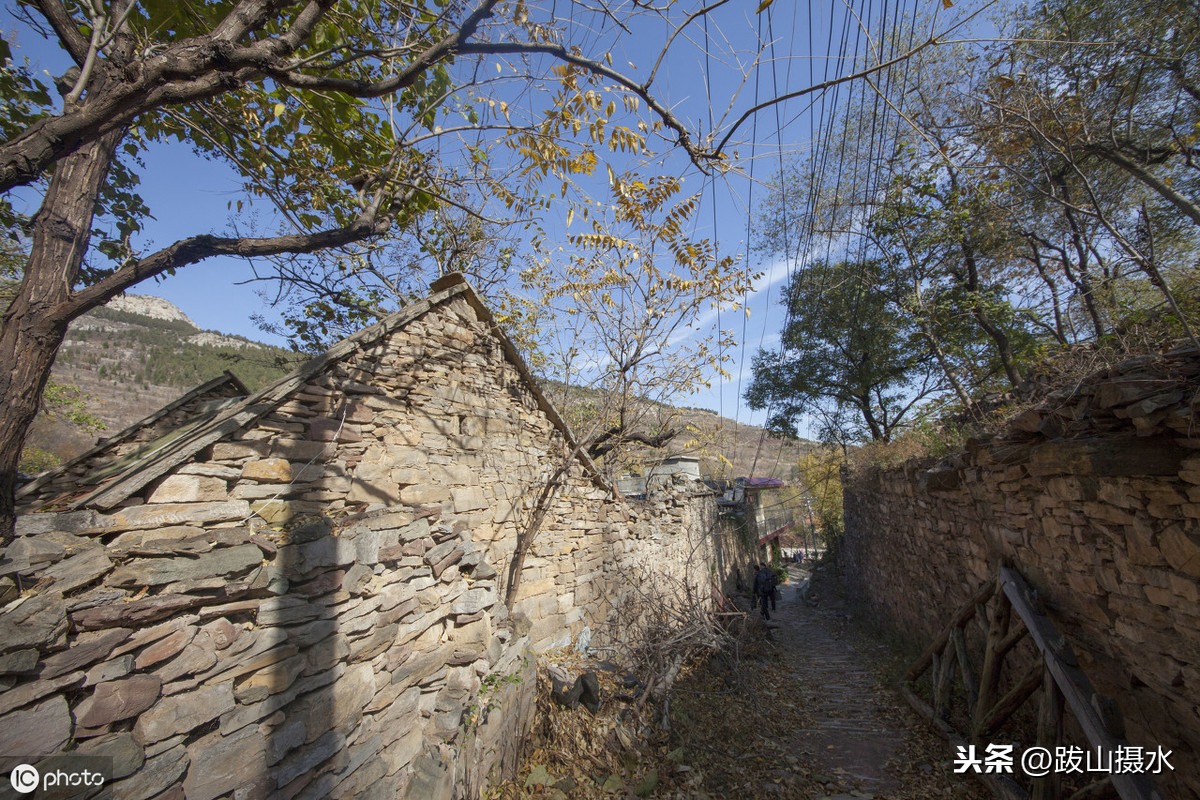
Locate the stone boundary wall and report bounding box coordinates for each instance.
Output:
[840,348,1200,800]
[0,285,726,800]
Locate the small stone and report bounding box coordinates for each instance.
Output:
[205,617,239,650]
[1159,523,1200,577]
[86,654,134,686]
[241,458,294,483]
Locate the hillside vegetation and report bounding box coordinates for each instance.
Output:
[27,301,301,466]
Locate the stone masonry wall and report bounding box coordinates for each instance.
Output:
[840,347,1200,800]
[0,284,722,800]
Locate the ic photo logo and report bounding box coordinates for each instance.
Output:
[9,763,39,794]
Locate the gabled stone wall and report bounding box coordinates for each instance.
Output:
[840,347,1200,800]
[0,286,722,799]
[17,374,248,510]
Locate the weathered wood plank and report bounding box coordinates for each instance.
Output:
[999,568,1164,800]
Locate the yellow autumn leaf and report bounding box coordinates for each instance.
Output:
[273,103,286,117]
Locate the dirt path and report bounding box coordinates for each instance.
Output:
[769,563,906,795]
[740,564,989,799]
[493,566,989,799]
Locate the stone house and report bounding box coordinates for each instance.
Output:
[0,274,721,799]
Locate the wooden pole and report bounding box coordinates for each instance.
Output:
[975,660,1044,739]
[904,579,996,681]
[953,625,980,715]
[974,581,1012,739]
[1032,664,1065,800]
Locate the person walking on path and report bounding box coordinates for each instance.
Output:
[767,564,779,613]
[753,562,774,620]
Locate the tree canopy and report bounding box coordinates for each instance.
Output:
[752,0,1200,445]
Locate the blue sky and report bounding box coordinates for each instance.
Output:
[5,0,994,436]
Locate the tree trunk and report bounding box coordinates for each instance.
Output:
[0,129,121,542]
[960,240,1024,388]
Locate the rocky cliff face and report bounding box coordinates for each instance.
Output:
[105,294,198,328]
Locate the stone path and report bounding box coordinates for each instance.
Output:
[764,563,905,794]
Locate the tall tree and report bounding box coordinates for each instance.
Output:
[745,258,940,443]
[981,0,1200,342]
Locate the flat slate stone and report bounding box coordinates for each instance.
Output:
[0,695,71,770]
[112,617,198,657]
[0,591,67,654]
[0,648,39,675]
[182,723,268,800]
[4,535,66,566]
[156,630,219,684]
[77,731,145,779]
[40,627,130,679]
[276,729,345,788]
[0,670,84,717]
[76,674,163,728]
[86,653,134,686]
[72,593,206,631]
[40,546,114,594]
[108,500,251,531]
[111,744,189,800]
[133,625,196,669]
[133,682,235,744]
[15,510,104,537]
[108,544,263,588]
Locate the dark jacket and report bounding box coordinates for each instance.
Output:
[752,566,773,597]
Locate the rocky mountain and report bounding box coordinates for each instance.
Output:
[104,293,199,326]
[25,298,299,467]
